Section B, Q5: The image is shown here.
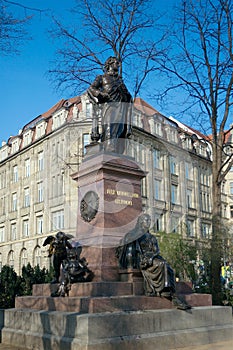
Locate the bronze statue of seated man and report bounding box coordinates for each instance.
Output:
[116,214,191,310]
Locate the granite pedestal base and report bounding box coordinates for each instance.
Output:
[71,152,146,281]
[14,280,212,313]
[1,306,233,350]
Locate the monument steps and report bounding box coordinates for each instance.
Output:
[1,306,233,350]
[14,281,212,313]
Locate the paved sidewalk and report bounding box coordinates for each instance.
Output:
[173,340,233,350]
[0,340,232,349]
[0,345,24,349]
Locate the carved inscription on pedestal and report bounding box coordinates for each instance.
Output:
[106,188,139,206]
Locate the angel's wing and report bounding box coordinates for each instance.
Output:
[43,235,55,246]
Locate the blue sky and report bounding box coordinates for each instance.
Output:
[0,1,77,142]
[2,0,230,144]
[0,0,181,143]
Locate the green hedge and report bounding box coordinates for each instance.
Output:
[0,263,53,309]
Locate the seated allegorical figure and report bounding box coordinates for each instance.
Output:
[116,214,191,310]
[51,244,94,297]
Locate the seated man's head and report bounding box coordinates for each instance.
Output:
[104,56,120,74]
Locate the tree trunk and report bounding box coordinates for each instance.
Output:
[211,146,224,305]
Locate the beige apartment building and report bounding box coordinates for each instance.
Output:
[0,94,231,274]
[224,129,233,260]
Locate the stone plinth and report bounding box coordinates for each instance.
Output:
[1,306,233,350]
[71,151,146,281]
[15,281,212,313]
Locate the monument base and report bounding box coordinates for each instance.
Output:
[1,306,233,349]
[71,151,146,281]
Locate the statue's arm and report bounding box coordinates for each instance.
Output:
[88,75,104,98]
[66,240,73,250]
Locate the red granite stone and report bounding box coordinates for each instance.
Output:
[32,281,137,297]
[15,295,174,313]
[71,152,146,281]
[182,293,212,306]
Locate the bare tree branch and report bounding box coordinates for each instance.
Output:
[0,0,48,55]
[3,0,48,13]
[48,0,162,96]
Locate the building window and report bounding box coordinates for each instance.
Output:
[154,179,162,200]
[187,189,193,208]
[53,114,61,129]
[21,249,28,267]
[52,210,64,230]
[0,227,5,242]
[154,122,162,136]
[52,111,67,130]
[185,162,193,180]
[8,251,14,268]
[11,223,16,240]
[201,192,211,212]
[36,216,43,234]
[36,122,46,139]
[136,143,145,164]
[12,192,17,211]
[0,171,6,189]
[37,182,43,203]
[171,216,179,233]
[23,130,32,146]
[13,165,18,183]
[134,112,142,128]
[230,182,233,195]
[154,214,163,232]
[153,149,161,169]
[86,102,92,119]
[201,223,211,239]
[200,169,210,186]
[38,151,44,171]
[170,156,178,175]
[24,187,30,207]
[187,220,195,237]
[168,128,177,143]
[1,148,7,161]
[83,134,90,155]
[230,205,233,218]
[171,184,178,204]
[1,196,6,215]
[34,247,41,266]
[23,220,29,237]
[11,139,19,153]
[25,158,30,177]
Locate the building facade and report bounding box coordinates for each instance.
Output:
[0,94,231,274]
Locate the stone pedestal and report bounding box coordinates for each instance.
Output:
[71,151,146,281]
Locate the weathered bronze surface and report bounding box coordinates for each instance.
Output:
[80,190,99,222]
[116,214,191,309]
[43,231,73,283]
[51,245,94,297]
[87,56,132,153]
